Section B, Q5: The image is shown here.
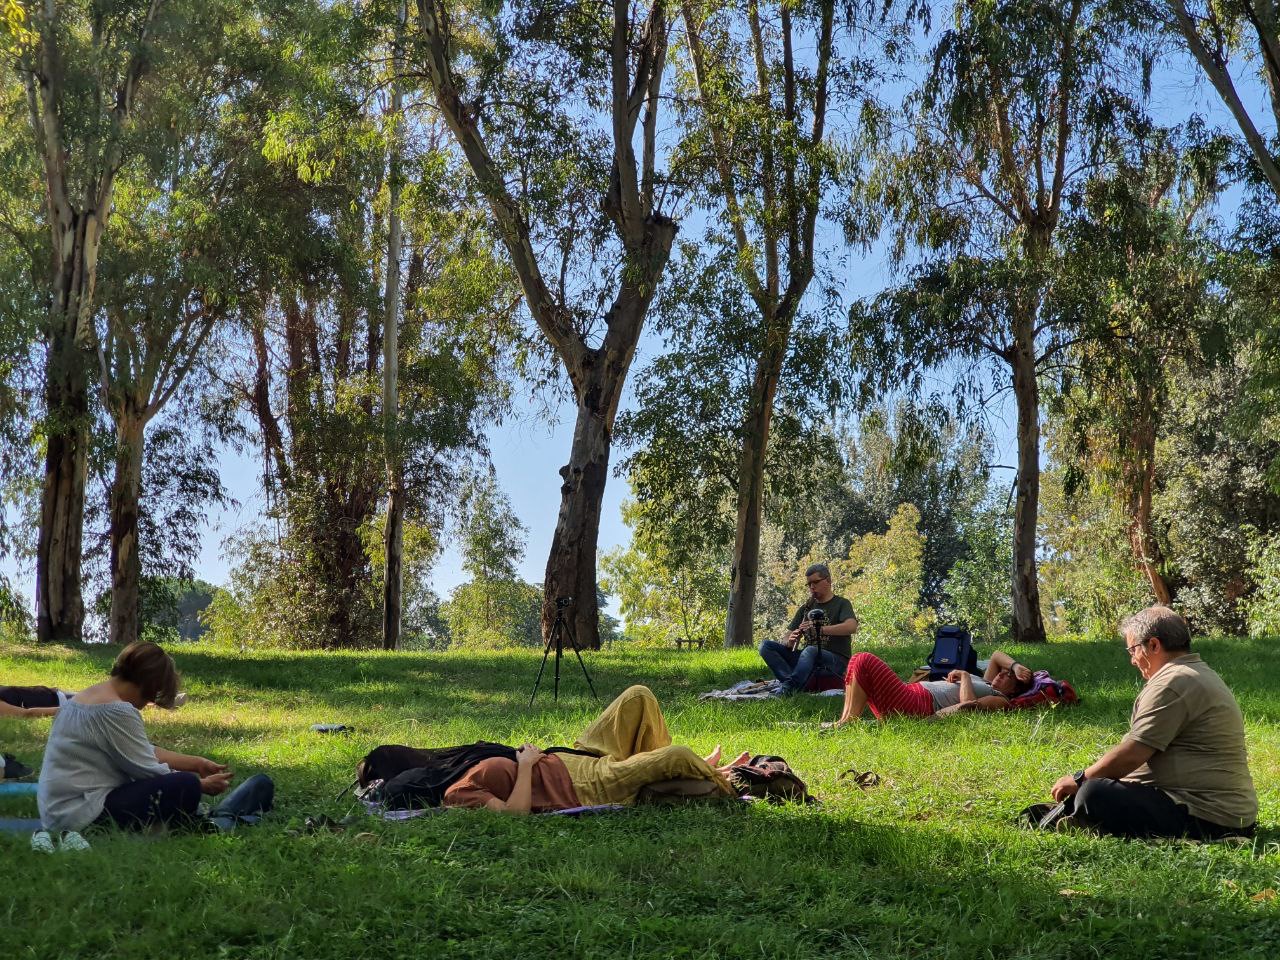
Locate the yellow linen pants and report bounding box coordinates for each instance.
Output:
[557,685,732,806]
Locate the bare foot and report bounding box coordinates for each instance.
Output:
[820,719,847,730]
[703,744,722,766]
[716,751,752,775]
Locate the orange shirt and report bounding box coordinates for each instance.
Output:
[442,754,580,811]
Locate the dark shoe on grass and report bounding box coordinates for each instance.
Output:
[2,754,34,780]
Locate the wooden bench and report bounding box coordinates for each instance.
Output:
[673,638,706,651]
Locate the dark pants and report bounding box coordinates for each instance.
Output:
[100,772,202,830]
[758,640,847,693]
[1072,778,1253,840]
[0,685,60,709]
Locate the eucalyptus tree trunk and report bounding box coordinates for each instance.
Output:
[108,409,146,645]
[25,3,161,642]
[37,318,92,643]
[724,313,791,648]
[543,366,618,649]
[1009,310,1046,643]
[1125,407,1172,605]
[381,0,407,652]
[680,1,835,648]
[418,0,676,649]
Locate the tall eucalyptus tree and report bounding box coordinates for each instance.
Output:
[849,0,1148,642]
[415,0,677,648]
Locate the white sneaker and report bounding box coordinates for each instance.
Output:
[59,830,91,852]
[30,830,55,854]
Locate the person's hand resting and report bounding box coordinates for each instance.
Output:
[200,770,234,795]
[516,744,543,767]
[1051,774,1080,803]
[191,756,228,777]
[945,669,967,683]
[1012,661,1034,684]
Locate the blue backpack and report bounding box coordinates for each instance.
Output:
[926,625,978,680]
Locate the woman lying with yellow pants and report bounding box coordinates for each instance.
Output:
[443,685,740,813]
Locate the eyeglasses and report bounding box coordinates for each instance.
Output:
[1125,638,1149,656]
[806,577,828,587]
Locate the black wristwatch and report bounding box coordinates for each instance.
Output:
[1072,770,1087,787]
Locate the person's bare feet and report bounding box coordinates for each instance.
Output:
[716,751,751,775]
[703,745,722,766]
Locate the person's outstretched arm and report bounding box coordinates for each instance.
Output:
[0,700,57,718]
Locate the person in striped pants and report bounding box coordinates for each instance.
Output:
[822,650,1035,728]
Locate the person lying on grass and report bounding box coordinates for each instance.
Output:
[0,684,79,718]
[35,641,232,851]
[440,685,742,814]
[821,650,1036,728]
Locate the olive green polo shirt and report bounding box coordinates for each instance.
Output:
[787,595,856,661]
[1122,653,1257,828]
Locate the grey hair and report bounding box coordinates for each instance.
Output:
[804,563,831,581]
[1121,605,1191,653]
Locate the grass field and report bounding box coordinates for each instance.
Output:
[2,636,1278,959]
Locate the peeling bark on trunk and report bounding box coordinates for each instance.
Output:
[36,335,90,644]
[108,412,146,645]
[382,0,407,652]
[36,215,102,643]
[542,385,614,649]
[1010,318,1047,644]
[724,322,789,648]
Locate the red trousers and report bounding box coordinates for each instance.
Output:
[845,652,935,719]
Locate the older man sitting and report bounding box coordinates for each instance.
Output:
[1047,605,1256,839]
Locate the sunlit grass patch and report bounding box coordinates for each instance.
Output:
[1,636,1277,958]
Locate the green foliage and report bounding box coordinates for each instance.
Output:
[441,578,541,649]
[441,475,540,649]
[830,502,935,644]
[600,499,729,650]
[1037,467,1152,637]
[91,576,218,644]
[942,508,1013,644]
[457,474,525,584]
[1243,527,1280,637]
[0,572,29,636]
[1156,359,1280,632]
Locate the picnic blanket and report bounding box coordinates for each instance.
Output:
[698,679,845,702]
[361,800,627,820]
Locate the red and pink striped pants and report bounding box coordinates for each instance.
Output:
[844,652,935,719]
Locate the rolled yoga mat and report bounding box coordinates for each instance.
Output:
[0,817,41,833]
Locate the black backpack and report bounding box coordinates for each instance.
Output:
[926,625,978,681]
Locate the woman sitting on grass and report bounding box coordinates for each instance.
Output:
[822,650,1036,729]
[441,685,742,813]
[34,641,232,852]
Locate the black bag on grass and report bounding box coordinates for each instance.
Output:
[926,625,978,680]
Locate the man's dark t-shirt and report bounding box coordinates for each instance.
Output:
[787,595,856,660]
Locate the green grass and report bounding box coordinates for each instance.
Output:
[2,637,1278,959]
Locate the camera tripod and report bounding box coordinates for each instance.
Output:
[529,597,598,706]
